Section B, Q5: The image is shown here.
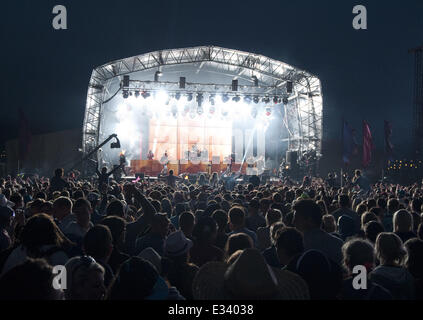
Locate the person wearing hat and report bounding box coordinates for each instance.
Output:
[164,230,198,300]
[192,248,309,300]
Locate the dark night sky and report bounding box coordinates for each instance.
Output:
[1,0,422,155]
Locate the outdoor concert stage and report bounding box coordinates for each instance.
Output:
[82,46,323,175]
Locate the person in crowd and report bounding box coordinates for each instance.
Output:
[64,255,106,300]
[224,233,254,260]
[261,222,285,268]
[340,238,392,300]
[50,168,69,193]
[293,199,344,266]
[228,206,257,247]
[135,213,170,256]
[393,210,417,243]
[0,194,14,252]
[190,217,223,267]
[109,256,184,300]
[369,232,415,300]
[179,211,195,240]
[245,198,266,233]
[384,198,400,232]
[83,225,114,288]
[52,196,75,232]
[163,230,198,300]
[332,194,360,233]
[364,220,385,244]
[211,209,229,250]
[257,208,282,251]
[100,216,129,274]
[404,238,423,300]
[275,226,304,272]
[0,258,64,300]
[63,198,93,245]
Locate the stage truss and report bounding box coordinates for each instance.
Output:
[83,46,323,167]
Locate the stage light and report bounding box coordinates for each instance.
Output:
[253,96,260,104]
[265,107,272,116]
[232,96,241,103]
[282,97,289,105]
[209,95,215,106]
[244,95,252,103]
[123,90,129,99]
[222,94,229,103]
[154,70,163,82]
[134,90,140,98]
[263,96,270,104]
[187,93,193,102]
[251,75,259,87]
[197,93,204,107]
[175,92,181,101]
[273,96,279,104]
[141,91,150,99]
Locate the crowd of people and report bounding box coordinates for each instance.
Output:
[0,167,422,300]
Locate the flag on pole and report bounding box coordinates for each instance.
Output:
[384,120,394,161]
[362,120,374,168]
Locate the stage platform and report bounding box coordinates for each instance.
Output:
[130,160,249,176]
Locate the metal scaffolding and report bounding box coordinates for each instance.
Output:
[83,46,323,165]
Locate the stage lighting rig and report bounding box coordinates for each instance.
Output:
[175,92,181,101]
[251,75,259,87]
[222,94,229,103]
[123,90,129,99]
[263,96,270,104]
[232,95,241,103]
[209,94,215,106]
[244,95,252,103]
[134,90,140,98]
[196,93,204,107]
[253,96,260,104]
[141,91,150,99]
[273,96,279,104]
[187,93,193,102]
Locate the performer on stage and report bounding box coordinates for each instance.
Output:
[160,151,169,164]
[147,150,154,160]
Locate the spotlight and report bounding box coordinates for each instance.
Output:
[265,107,272,116]
[141,91,150,99]
[209,95,215,106]
[123,90,129,99]
[253,96,260,104]
[251,75,259,87]
[175,92,181,101]
[134,90,140,98]
[232,96,241,103]
[196,93,204,107]
[263,96,270,104]
[244,95,252,103]
[187,93,193,102]
[273,96,279,104]
[222,94,229,103]
[282,97,289,105]
[154,70,163,82]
